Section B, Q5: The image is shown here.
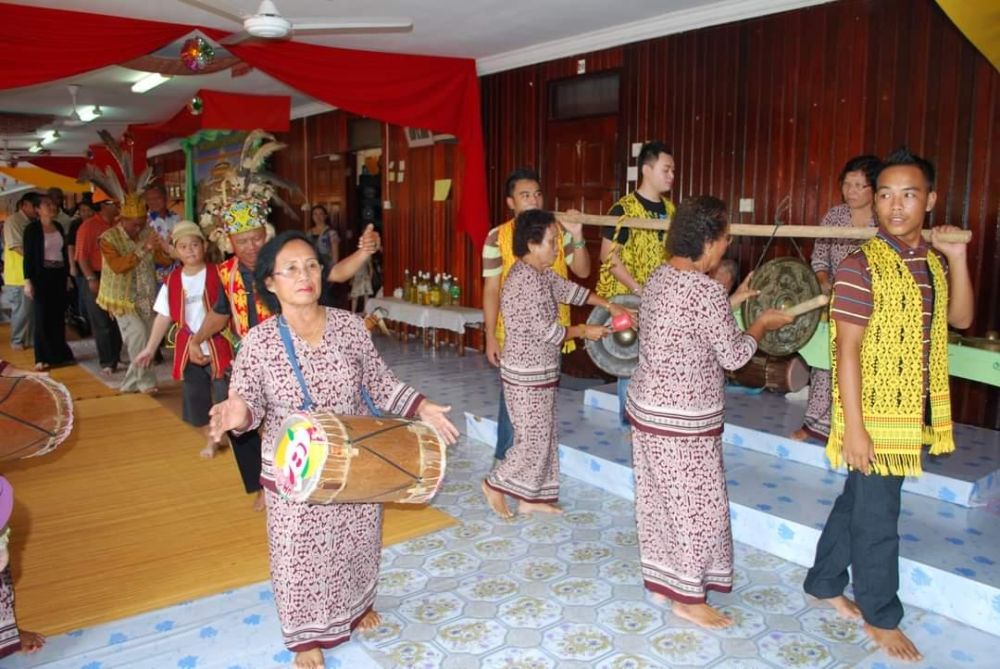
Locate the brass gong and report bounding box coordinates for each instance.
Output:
[586,294,642,377]
[742,257,822,356]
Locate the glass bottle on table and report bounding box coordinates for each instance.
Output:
[450,279,461,305]
[429,273,442,307]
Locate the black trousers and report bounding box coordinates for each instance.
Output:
[32,266,75,366]
[79,272,122,369]
[230,429,262,494]
[803,469,905,629]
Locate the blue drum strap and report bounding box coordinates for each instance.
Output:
[276,315,316,412]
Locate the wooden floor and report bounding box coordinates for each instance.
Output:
[0,324,456,635]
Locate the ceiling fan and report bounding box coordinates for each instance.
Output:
[63,85,102,127]
[179,0,413,45]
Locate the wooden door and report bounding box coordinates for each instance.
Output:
[543,115,619,379]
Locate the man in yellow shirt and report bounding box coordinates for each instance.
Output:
[481,168,590,461]
[2,193,39,350]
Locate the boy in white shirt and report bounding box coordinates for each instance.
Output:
[136,221,233,457]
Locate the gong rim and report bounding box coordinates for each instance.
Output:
[741,257,822,356]
[585,294,641,377]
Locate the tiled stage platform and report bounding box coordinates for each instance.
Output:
[467,380,1000,638]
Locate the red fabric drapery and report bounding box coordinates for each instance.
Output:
[132,90,291,139]
[0,2,488,245]
[24,156,88,180]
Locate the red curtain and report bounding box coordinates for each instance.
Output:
[0,2,488,245]
[132,90,291,138]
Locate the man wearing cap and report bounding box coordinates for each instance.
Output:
[75,198,123,375]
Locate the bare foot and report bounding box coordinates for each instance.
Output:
[252,491,266,512]
[671,601,733,629]
[357,610,382,631]
[100,366,114,376]
[481,481,513,519]
[33,363,49,371]
[141,386,159,396]
[816,594,862,620]
[790,428,809,441]
[293,648,325,669]
[518,500,563,515]
[864,624,922,662]
[19,629,45,653]
[200,442,220,459]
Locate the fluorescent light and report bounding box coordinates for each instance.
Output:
[41,130,60,144]
[28,143,43,154]
[78,105,102,122]
[131,73,171,94]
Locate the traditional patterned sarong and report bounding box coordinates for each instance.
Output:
[265,491,382,652]
[802,368,832,439]
[485,384,559,502]
[0,570,21,658]
[633,432,734,603]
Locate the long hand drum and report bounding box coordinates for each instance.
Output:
[273,412,446,505]
[727,353,810,393]
[742,258,823,356]
[585,294,642,377]
[0,375,74,460]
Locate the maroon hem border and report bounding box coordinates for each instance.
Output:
[483,478,558,504]
[287,604,374,653]
[643,579,733,605]
[801,424,829,441]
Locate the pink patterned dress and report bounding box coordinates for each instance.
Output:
[802,204,876,438]
[0,570,20,657]
[230,308,424,653]
[486,261,590,503]
[626,263,756,603]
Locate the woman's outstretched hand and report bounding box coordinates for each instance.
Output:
[417,399,460,445]
[209,390,251,442]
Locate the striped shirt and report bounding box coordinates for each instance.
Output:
[481,220,575,278]
[831,230,949,388]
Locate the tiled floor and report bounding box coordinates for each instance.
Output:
[5,338,998,668]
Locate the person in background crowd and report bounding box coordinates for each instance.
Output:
[3,193,39,350]
[22,195,75,370]
[75,198,123,375]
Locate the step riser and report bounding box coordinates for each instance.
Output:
[465,411,1000,638]
[583,388,990,508]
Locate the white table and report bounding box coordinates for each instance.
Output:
[364,297,484,355]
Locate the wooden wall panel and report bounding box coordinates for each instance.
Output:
[480,0,999,427]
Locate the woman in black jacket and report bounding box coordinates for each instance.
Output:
[22,195,75,369]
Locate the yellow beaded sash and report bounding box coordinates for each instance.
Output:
[595,192,674,299]
[828,238,953,477]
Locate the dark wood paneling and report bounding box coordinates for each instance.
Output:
[480,0,999,427]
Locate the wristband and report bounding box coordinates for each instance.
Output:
[572,240,586,249]
[0,527,10,552]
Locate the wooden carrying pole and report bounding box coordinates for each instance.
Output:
[555,212,973,244]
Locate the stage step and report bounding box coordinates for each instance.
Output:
[465,410,1000,638]
[582,384,1000,508]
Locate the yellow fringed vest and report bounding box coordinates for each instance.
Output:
[828,237,953,477]
[496,220,576,354]
[596,192,674,298]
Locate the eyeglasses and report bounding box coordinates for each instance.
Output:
[273,259,323,279]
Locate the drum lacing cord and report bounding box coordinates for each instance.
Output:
[350,421,423,481]
[750,195,808,275]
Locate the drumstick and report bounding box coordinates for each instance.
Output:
[782,294,830,318]
[555,212,973,244]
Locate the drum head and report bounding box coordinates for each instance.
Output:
[742,258,822,356]
[586,294,641,378]
[0,375,74,461]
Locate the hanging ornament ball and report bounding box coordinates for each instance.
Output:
[180,36,215,73]
[188,95,204,116]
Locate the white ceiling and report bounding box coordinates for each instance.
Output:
[0,0,829,160]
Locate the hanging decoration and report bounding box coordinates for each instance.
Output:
[180,36,215,72]
[187,95,204,116]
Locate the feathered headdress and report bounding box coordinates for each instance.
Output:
[201,130,301,244]
[78,130,155,218]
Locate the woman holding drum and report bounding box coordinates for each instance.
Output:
[791,155,880,441]
[209,231,458,669]
[625,196,792,629]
